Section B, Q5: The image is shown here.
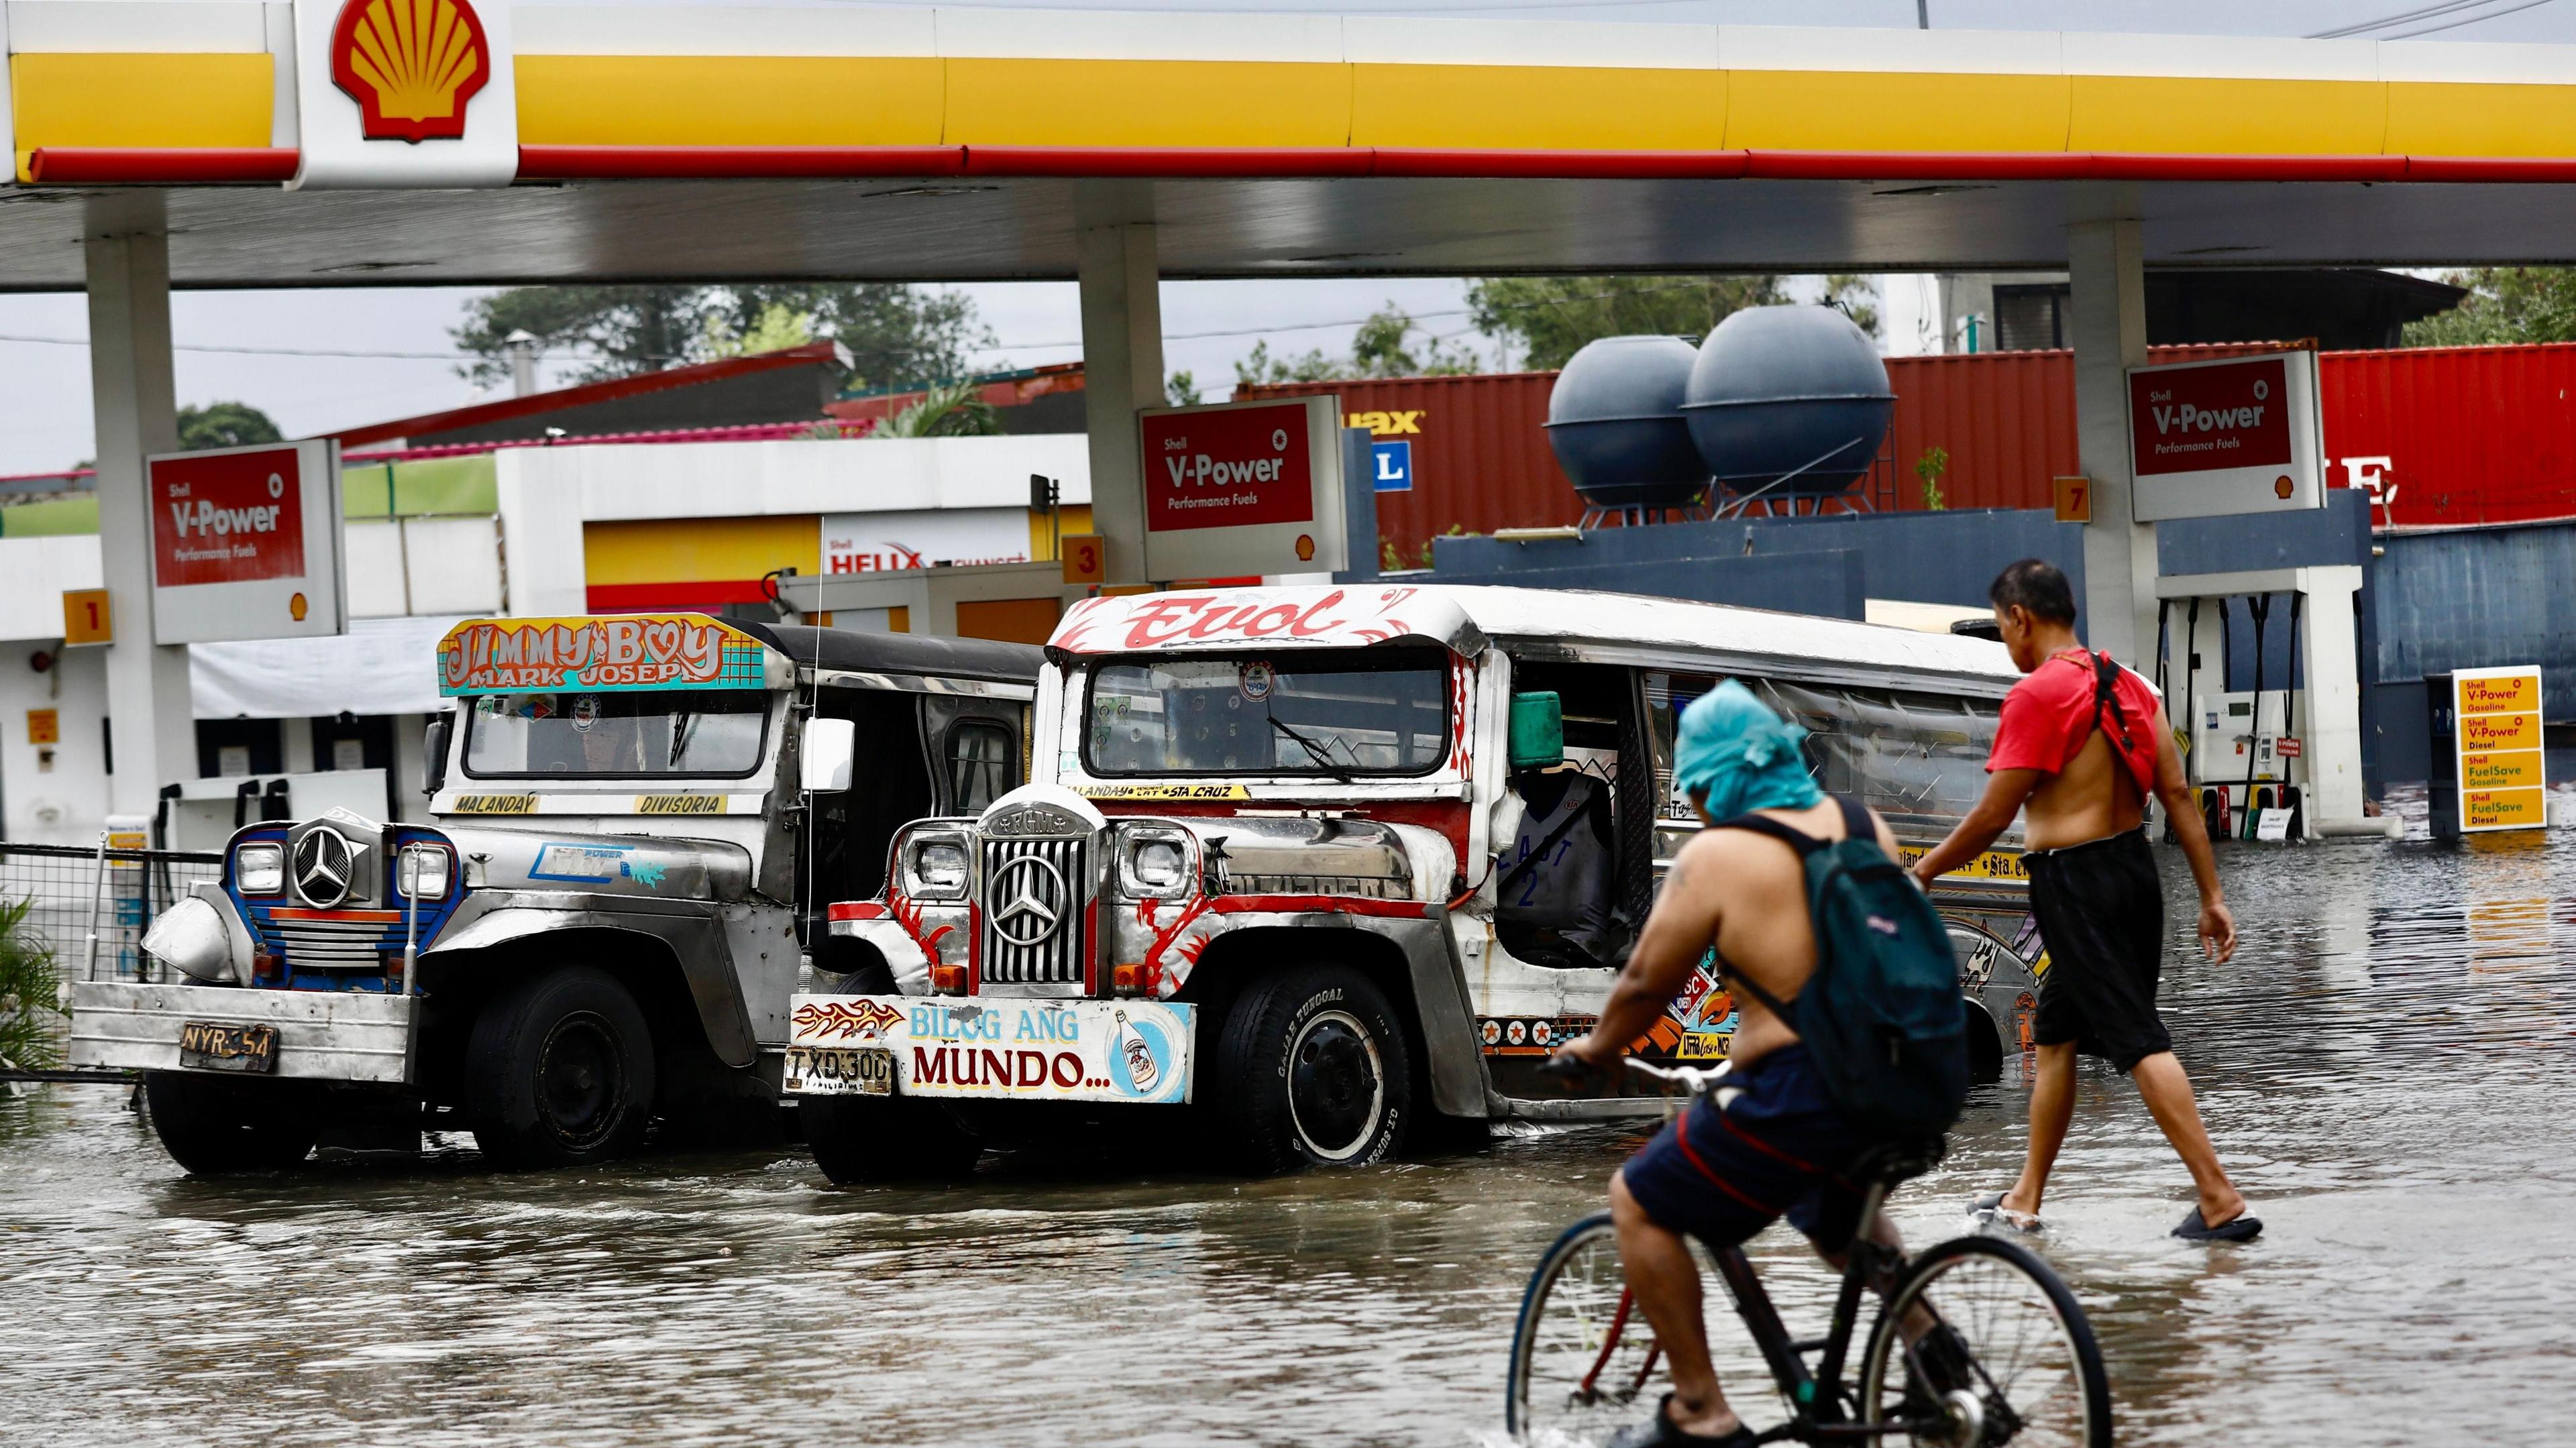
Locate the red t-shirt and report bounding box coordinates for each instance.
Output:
[1988,649,2159,795]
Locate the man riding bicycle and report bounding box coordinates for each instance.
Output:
[1548,683,1951,1448]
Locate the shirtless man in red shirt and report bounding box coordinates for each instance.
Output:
[1912,559,2259,1242]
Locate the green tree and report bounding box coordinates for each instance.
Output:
[1166,371,1202,406]
[0,897,63,1072]
[176,401,283,452]
[1233,305,1479,387]
[1464,275,1878,371]
[874,380,1002,438]
[2403,268,2576,346]
[454,284,991,390]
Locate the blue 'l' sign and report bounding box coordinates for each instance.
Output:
[1373,439,1414,493]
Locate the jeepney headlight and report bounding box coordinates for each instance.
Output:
[903,832,970,900]
[233,842,284,897]
[1118,827,1193,900]
[396,844,451,901]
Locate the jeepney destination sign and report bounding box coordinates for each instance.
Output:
[438,614,781,695]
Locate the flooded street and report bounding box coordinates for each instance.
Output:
[6,833,2575,1448]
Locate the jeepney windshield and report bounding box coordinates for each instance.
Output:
[462,689,771,779]
[1085,650,1451,778]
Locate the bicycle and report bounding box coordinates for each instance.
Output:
[1506,1058,2110,1446]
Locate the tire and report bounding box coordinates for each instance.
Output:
[1860,1235,2112,1448]
[803,1095,983,1186]
[464,965,656,1170]
[1212,964,1411,1174]
[142,1072,322,1175]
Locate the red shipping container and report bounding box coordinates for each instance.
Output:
[1246,341,2576,550]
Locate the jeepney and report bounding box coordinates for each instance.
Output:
[69,613,1039,1174]
[784,584,2049,1181]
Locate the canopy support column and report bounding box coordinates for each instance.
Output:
[84,192,195,816]
[1074,180,1163,588]
[2068,200,2157,669]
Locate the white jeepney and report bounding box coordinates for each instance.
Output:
[70,612,1039,1173]
[784,584,2047,1180]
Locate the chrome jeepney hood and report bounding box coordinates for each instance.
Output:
[1158,814,1418,899]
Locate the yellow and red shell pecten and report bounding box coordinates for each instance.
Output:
[330,0,492,143]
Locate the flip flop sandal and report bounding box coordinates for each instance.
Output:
[1605,1394,1760,1448]
[2172,1205,2263,1243]
[1967,1191,2043,1233]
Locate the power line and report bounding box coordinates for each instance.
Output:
[2309,0,2542,37]
[0,331,589,363]
[2382,0,2555,36]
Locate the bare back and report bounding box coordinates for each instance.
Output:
[2021,725,2148,850]
[1668,797,1904,1070]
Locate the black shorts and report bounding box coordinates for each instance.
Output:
[1618,1045,1883,1254]
[2023,828,2174,1072]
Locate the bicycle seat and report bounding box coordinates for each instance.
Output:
[1845,1136,1947,1186]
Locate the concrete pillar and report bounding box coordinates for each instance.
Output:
[1074,180,1163,586]
[84,192,197,814]
[2066,200,2157,669]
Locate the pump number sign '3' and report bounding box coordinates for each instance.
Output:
[145,439,346,645]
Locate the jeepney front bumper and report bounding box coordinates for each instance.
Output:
[782,993,1195,1106]
[68,981,417,1085]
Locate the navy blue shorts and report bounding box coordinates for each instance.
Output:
[1619,1044,1884,1254]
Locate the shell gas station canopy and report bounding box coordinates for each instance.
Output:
[22,0,2576,824]
[7,5,2576,280]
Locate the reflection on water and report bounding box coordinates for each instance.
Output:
[6,839,2576,1446]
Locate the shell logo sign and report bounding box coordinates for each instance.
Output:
[330,0,490,143]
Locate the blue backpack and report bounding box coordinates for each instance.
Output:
[1713,797,1969,1139]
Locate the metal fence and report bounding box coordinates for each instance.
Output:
[0,842,223,987]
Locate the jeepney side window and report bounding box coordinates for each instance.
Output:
[806,687,933,909]
[1751,679,2000,833]
[1644,671,1721,874]
[945,718,1014,813]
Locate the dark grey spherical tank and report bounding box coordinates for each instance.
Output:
[1543,335,1712,510]
[1682,305,1894,500]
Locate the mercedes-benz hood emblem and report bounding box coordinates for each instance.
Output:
[292,827,357,907]
[988,854,1067,947]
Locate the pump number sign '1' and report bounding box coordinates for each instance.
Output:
[145,439,345,645]
[1137,396,1347,582]
[2453,667,2547,832]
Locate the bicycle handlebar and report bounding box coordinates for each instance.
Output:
[1533,1050,1731,1097]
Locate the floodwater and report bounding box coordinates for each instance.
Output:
[5,829,2576,1447]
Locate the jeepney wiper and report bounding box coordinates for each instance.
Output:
[1269,716,1356,783]
[669,711,699,769]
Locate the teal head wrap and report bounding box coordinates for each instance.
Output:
[1673,681,1823,821]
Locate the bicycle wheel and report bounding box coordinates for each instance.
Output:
[1858,1235,2111,1448]
[1507,1213,1660,1442]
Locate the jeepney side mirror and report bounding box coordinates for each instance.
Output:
[422,712,451,797]
[802,718,855,793]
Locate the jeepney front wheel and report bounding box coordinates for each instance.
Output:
[465,966,656,1170]
[142,1072,323,1175]
[1213,964,1412,1174]
[803,1095,983,1186]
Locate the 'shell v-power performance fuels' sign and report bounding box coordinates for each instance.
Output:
[1137,396,1346,582]
[2125,351,2325,522]
[146,439,346,645]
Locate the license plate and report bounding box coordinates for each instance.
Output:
[786,1045,893,1096]
[178,1020,278,1074]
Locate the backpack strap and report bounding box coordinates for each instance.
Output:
[2088,651,2139,756]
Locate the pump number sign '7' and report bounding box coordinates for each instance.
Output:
[145,439,346,645]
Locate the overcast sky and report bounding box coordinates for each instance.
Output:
[3,0,2565,476]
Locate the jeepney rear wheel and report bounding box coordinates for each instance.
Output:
[1213,964,1412,1175]
[464,966,656,1170]
[142,1073,323,1175]
[803,1096,984,1186]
